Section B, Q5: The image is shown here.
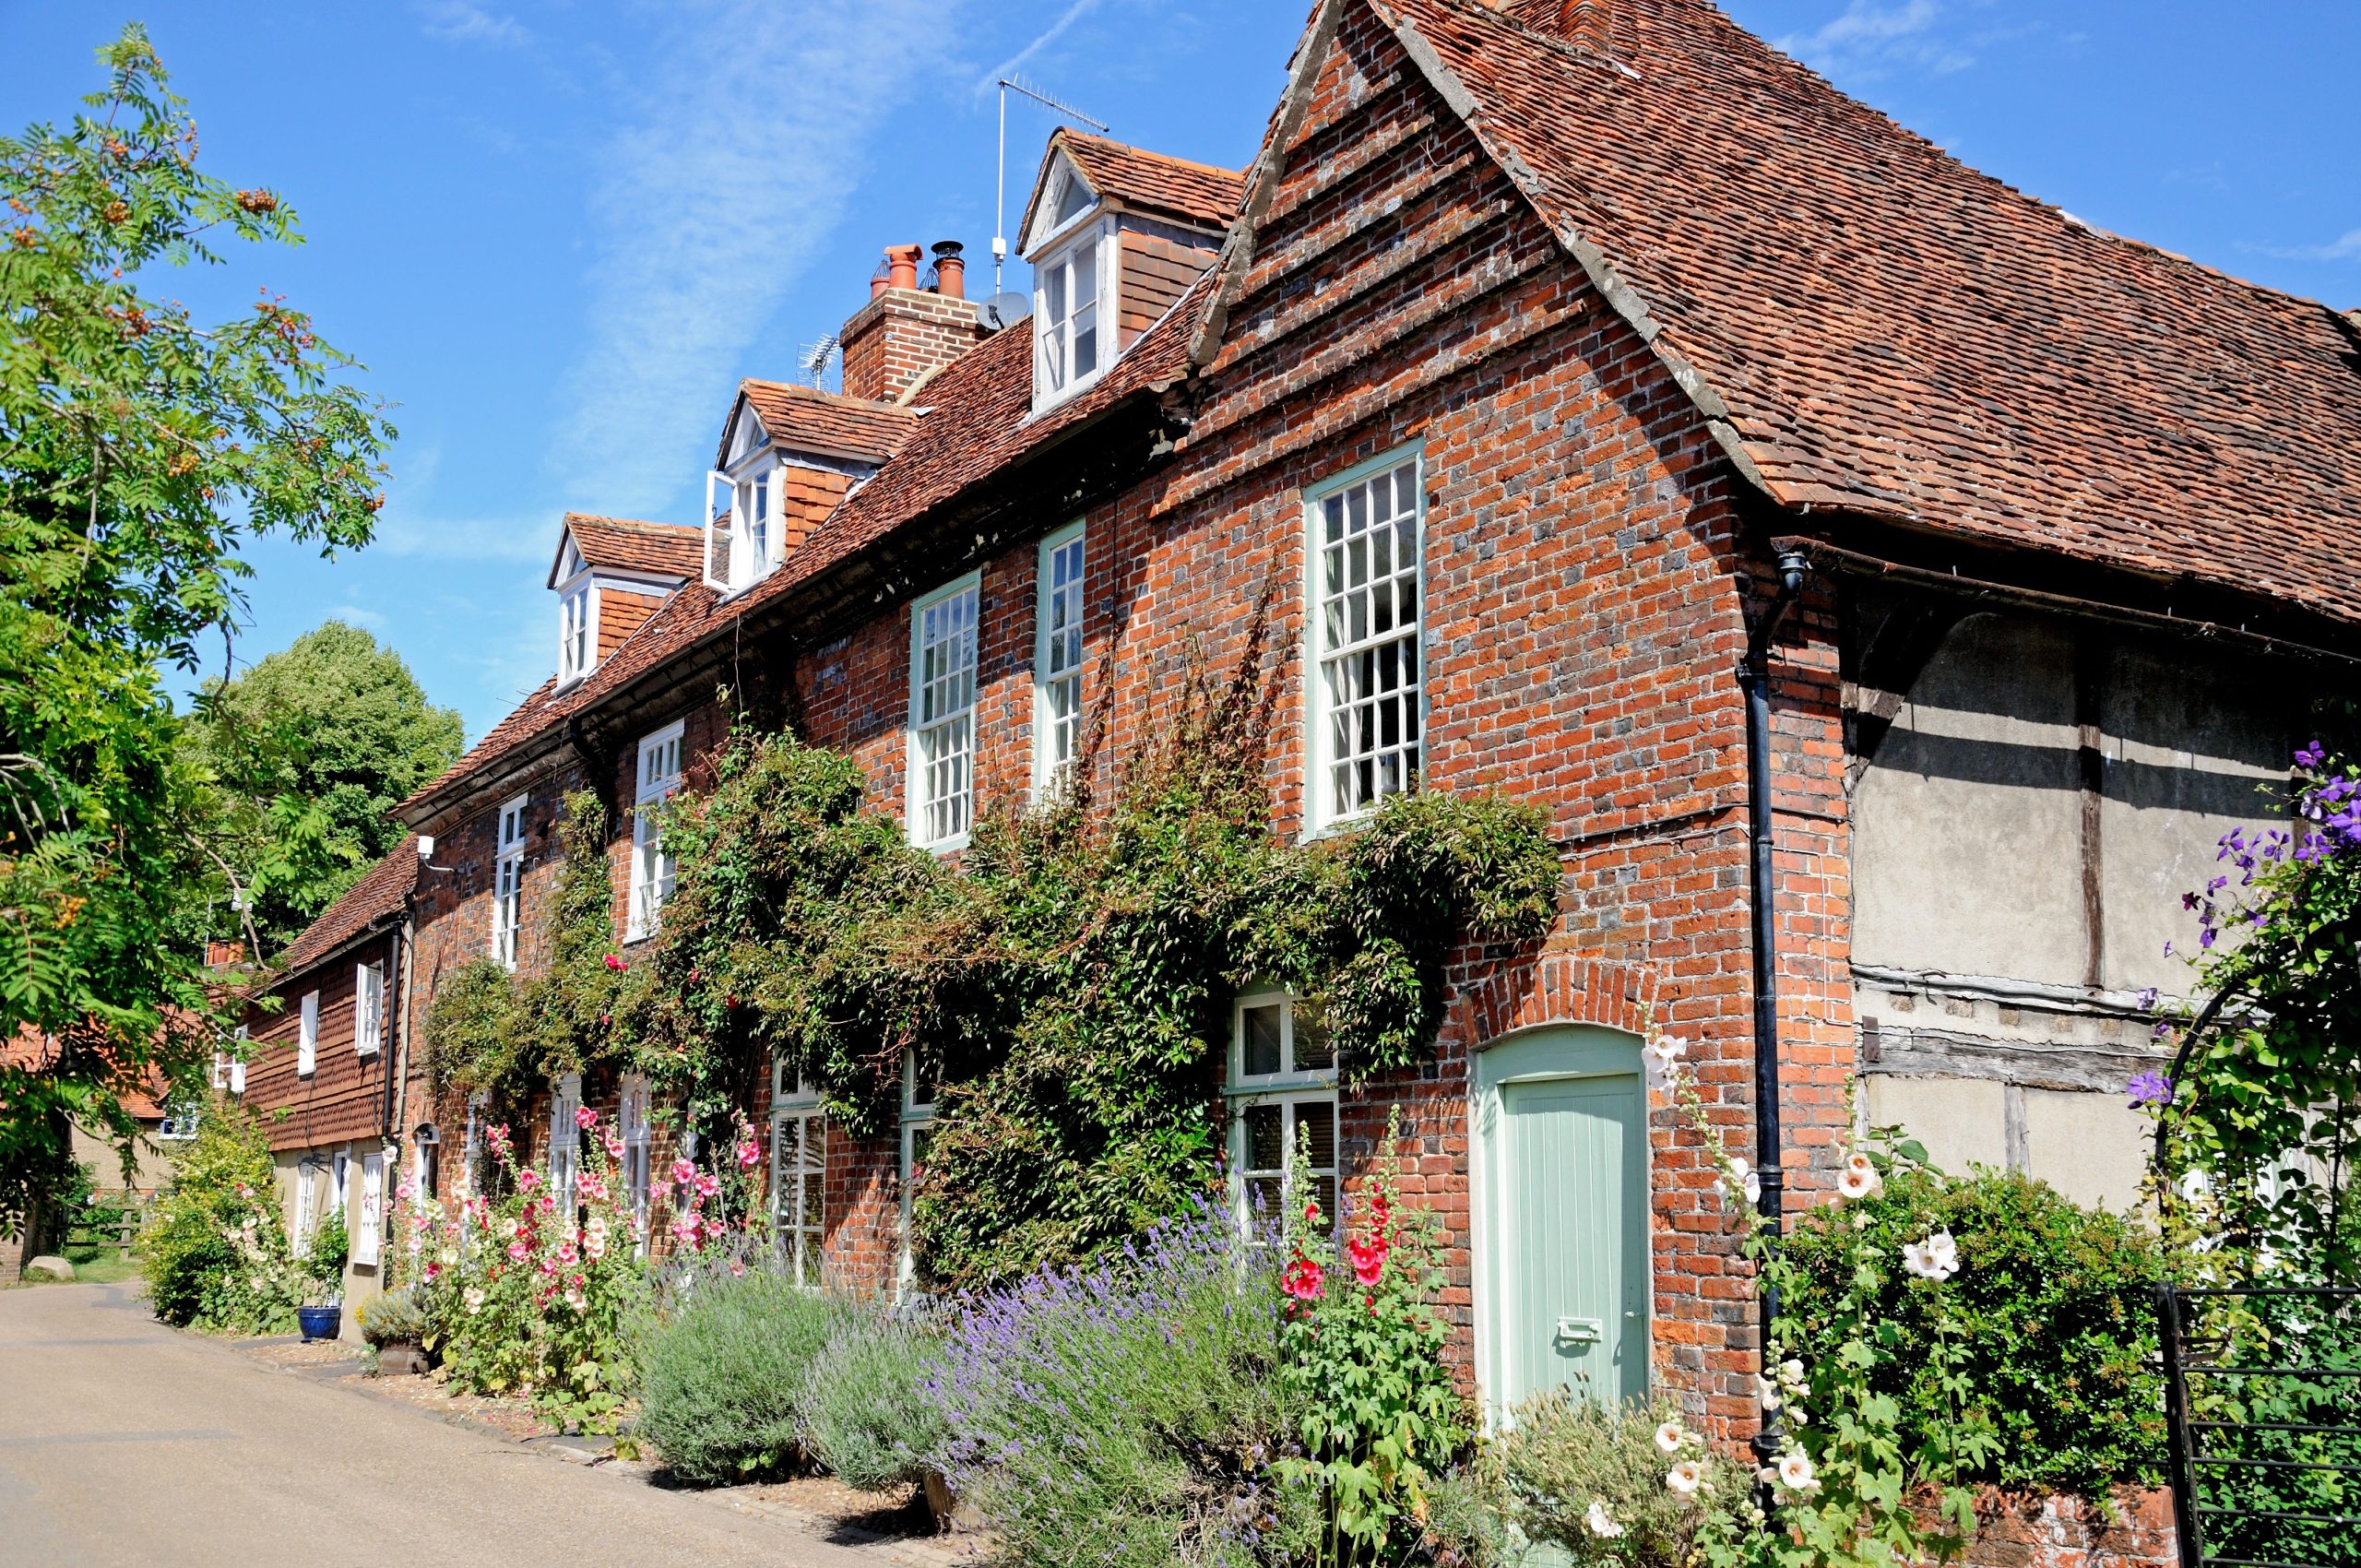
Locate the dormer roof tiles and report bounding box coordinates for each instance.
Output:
[553,514,702,586]
[730,380,922,467]
[1022,129,1248,243]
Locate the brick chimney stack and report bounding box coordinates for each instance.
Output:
[840,240,987,405]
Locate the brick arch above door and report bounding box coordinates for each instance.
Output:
[1451,947,1662,1049]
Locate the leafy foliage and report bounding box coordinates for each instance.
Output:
[798,1304,951,1492]
[1780,1166,2165,1501]
[1432,1392,1751,1568]
[2152,742,2361,1280]
[611,636,1553,1285]
[1275,1110,1468,1560]
[137,1097,300,1332]
[405,1112,652,1434]
[927,1203,1319,1568]
[638,1269,851,1484]
[0,26,390,1236]
[184,620,461,949]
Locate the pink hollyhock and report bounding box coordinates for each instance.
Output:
[1347,1234,1389,1287]
[603,952,626,972]
[540,1256,559,1277]
[1282,1255,1324,1301]
[670,1158,696,1186]
[395,1179,415,1202]
[575,1106,599,1130]
[737,1140,761,1170]
[517,1167,540,1192]
[506,1241,528,1263]
[694,1171,719,1198]
[603,1133,624,1160]
[555,1241,579,1265]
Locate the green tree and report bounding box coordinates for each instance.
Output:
[0,27,392,1240]
[186,620,461,950]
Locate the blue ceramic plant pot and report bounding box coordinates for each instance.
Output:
[297,1304,342,1342]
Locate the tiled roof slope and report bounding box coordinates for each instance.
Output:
[1380,0,2361,626]
[1039,129,1247,235]
[563,514,701,580]
[273,837,420,978]
[398,283,1209,823]
[735,380,920,465]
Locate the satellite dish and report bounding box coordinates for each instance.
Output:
[980,291,1030,331]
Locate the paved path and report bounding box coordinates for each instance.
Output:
[0,1282,879,1568]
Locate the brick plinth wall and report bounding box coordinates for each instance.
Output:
[1952,1489,2177,1568]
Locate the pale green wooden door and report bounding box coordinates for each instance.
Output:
[1501,1073,1646,1408]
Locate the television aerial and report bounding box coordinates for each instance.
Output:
[993,76,1109,297]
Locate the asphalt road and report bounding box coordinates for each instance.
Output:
[0,1281,873,1568]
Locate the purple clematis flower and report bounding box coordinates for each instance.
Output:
[2296,740,2328,770]
[2127,1072,2174,1109]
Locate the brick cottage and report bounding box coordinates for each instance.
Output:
[238,0,2360,1500]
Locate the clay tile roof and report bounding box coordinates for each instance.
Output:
[733,381,920,465]
[557,514,702,583]
[272,838,421,978]
[1038,129,1247,235]
[1379,0,2361,628]
[399,286,1210,825]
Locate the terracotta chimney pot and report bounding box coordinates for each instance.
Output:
[885,244,922,292]
[931,240,966,300]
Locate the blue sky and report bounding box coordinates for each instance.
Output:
[3,0,2355,743]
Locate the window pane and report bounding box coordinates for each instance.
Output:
[1242,1004,1283,1076]
[1291,1003,1335,1071]
[1297,1099,1337,1171]
[1246,1175,1284,1222]
[1073,240,1097,305]
[1244,1102,1284,1172]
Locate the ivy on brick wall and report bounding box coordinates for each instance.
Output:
[424,624,1559,1283]
[622,624,1559,1286]
[422,790,626,1110]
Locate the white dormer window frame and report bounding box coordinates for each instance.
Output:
[557,581,597,687]
[354,959,385,1059]
[704,407,779,598]
[1031,214,1117,413]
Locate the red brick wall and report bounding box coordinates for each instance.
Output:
[1955,1489,2177,1568]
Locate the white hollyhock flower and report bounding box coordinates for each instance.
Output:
[1845,1151,1874,1179]
[1665,1460,1703,1496]
[1644,1035,1688,1078]
[1836,1163,1881,1201]
[1754,1372,1783,1411]
[1776,1451,1819,1494]
[1655,1419,1688,1454]
[1781,1359,1805,1384]
[1584,1502,1624,1538]
[1904,1229,1961,1281]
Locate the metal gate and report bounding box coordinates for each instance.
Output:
[2156,1282,2361,1568]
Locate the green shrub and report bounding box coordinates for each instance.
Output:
[799,1304,947,1492]
[357,1286,426,1347]
[930,1206,1319,1568]
[138,1099,300,1334]
[1780,1165,2165,1500]
[1441,1392,1750,1567]
[639,1270,849,1484]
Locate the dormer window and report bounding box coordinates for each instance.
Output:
[1034,226,1107,406]
[704,434,779,598]
[558,584,594,685]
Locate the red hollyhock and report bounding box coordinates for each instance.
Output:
[1347,1232,1389,1286]
[1282,1254,1325,1301]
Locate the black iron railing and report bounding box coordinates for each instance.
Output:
[2157,1282,2361,1568]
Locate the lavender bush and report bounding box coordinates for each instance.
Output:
[928,1204,1320,1566]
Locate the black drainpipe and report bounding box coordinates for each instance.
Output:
[1738,545,1810,1471]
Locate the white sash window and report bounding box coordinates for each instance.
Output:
[907,575,979,850]
[628,723,684,939]
[354,962,384,1058]
[1034,525,1086,796]
[1307,449,1425,830]
[492,794,528,968]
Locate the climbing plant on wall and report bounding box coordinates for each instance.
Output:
[628,623,1559,1286]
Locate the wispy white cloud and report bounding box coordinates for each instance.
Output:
[2246,227,2361,263]
[551,0,959,517]
[418,0,531,48]
[1775,1,1976,80]
[326,604,390,632]
[371,505,558,566]
[979,0,1106,96]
